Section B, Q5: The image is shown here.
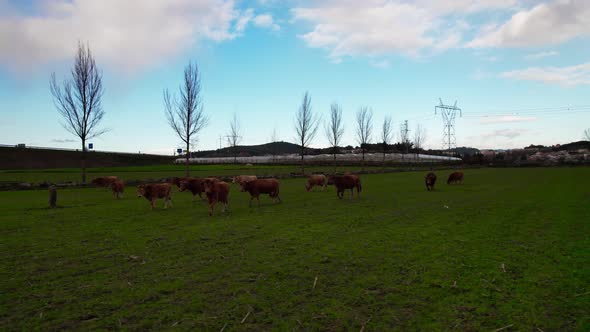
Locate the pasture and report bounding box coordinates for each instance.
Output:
[1,167,589,330]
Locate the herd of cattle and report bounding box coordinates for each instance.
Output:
[91,171,463,216]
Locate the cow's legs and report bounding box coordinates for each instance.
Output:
[150,199,155,210]
[209,201,216,216]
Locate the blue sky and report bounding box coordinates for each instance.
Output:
[0,0,589,154]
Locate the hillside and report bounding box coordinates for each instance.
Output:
[0,146,174,169]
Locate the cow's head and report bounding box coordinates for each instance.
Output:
[137,185,146,197]
[232,176,239,184]
[178,180,189,192]
[91,178,103,186]
[202,178,218,193]
[326,176,336,185]
[305,183,311,191]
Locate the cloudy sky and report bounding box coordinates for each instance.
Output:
[0,0,589,154]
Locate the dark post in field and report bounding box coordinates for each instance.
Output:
[164,61,209,177]
[50,42,106,184]
[48,186,57,208]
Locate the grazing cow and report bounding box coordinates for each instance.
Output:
[91,176,118,187]
[137,183,172,209]
[110,180,125,199]
[240,178,281,207]
[232,175,258,191]
[425,172,437,191]
[202,178,230,216]
[447,171,464,185]
[305,174,327,192]
[179,178,204,201]
[327,175,362,199]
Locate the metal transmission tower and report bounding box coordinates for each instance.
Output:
[435,99,462,153]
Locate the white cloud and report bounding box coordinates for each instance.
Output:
[482,129,527,139]
[500,62,590,87]
[253,14,280,31]
[468,0,590,48]
[525,50,559,60]
[0,0,255,73]
[480,115,537,124]
[291,0,517,62]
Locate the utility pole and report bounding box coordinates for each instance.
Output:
[435,99,462,155]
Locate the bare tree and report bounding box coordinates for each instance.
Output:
[50,41,105,184]
[294,91,319,174]
[270,127,279,163]
[227,112,242,164]
[325,103,344,162]
[355,106,373,163]
[164,61,208,177]
[413,124,427,159]
[585,128,590,141]
[399,121,410,160]
[381,116,393,164]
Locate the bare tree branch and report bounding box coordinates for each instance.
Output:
[50,41,105,183]
[584,128,590,141]
[164,61,209,176]
[413,124,427,158]
[294,91,319,174]
[227,112,242,163]
[355,106,373,162]
[381,116,393,163]
[325,103,344,161]
[270,127,279,162]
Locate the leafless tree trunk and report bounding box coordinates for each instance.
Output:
[413,124,427,160]
[270,127,279,163]
[164,61,208,177]
[585,128,590,141]
[355,107,373,167]
[227,112,242,164]
[399,123,410,161]
[294,91,319,174]
[381,116,393,166]
[50,41,105,184]
[325,103,344,164]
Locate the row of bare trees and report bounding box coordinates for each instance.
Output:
[51,43,428,182]
[293,92,428,173]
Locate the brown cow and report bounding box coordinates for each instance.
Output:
[240,178,281,207]
[305,174,327,192]
[447,171,464,185]
[110,180,125,199]
[202,178,230,216]
[425,172,437,191]
[92,176,118,187]
[327,175,362,199]
[179,178,204,201]
[232,175,258,191]
[137,183,172,209]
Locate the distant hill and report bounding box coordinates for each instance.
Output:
[0,146,174,169]
[193,141,321,158]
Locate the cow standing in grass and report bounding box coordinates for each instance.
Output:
[179,178,204,201]
[110,180,125,199]
[171,177,194,188]
[137,183,172,209]
[240,178,281,207]
[327,175,362,199]
[202,178,229,216]
[305,174,327,192]
[425,172,437,191]
[447,172,464,185]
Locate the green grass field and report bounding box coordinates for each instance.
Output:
[1,167,589,330]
